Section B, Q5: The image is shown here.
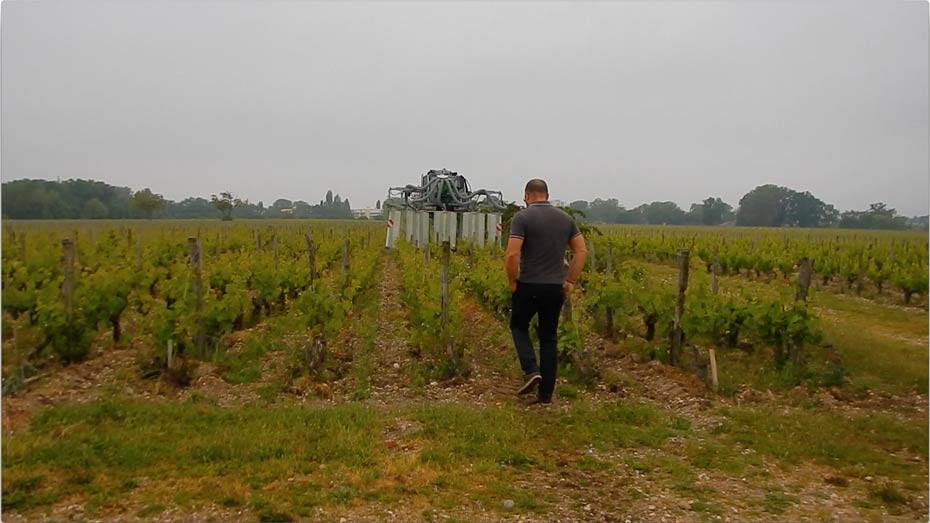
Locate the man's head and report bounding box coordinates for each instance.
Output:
[524,179,549,205]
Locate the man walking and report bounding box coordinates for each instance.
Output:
[505,179,587,404]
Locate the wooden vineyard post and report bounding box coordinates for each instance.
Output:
[424,243,431,266]
[708,348,719,392]
[855,250,865,295]
[71,230,80,267]
[605,241,614,337]
[588,240,595,272]
[440,241,450,337]
[670,250,690,367]
[62,239,76,321]
[796,257,813,302]
[188,237,205,352]
[711,246,720,295]
[167,340,175,370]
[342,238,350,276]
[304,232,316,287]
[273,235,279,272]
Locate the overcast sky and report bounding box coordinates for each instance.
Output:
[2,1,928,215]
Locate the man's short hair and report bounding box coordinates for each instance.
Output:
[525,179,549,196]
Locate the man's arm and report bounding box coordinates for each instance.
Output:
[505,237,523,292]
[563,234,587,296]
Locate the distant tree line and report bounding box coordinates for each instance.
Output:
[0,179,353,220]
[1,178,925,230]
[568,184,926,231]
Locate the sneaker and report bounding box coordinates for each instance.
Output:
[517,373,542,396]
[528,395,552,406]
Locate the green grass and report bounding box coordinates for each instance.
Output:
[713,406,928,489]
[762,491,800,514]
[218,336,267,384]
[3,394,926,519]
[1,397,687,517]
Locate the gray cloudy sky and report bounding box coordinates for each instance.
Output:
[2,1,928,215]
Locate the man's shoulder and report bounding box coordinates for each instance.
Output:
[544,205,574,222]
[518,205,573,221]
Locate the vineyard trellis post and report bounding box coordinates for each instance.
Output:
[61,238,76,321]
[71,230,80,267]
[440,241,450,337]
[19,234,26,264]
[342,238,350,275]
[856,250,865,295]
[588,240,595,272]
[670,249,690,367]
[796,257,813,302]
[188,237,205,353]
[304,232,316,287]
[711,246,720,295]
[708,348,719,392]
[605,240,614,337]
[273,235,279,272]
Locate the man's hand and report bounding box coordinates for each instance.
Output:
[563,280,574,298]
[510,280,518,293]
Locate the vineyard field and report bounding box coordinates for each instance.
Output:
[1,219,927,522]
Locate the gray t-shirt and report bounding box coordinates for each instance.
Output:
[509,202,582,285]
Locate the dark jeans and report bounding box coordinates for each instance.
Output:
[510,281,565,399]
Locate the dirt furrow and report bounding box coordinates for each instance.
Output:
[368,254,417,402]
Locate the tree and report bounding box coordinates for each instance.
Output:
[292,200,313,218]
[637,201,686,225]
[569,200,589,213]
[686,203,705,225]
[210,192,243,221]
[326,190,334,205]
[586,198,624,223]
[736,185,790,226]
[699,197,734,225]
[783,191,836,228]
[130,188,166,218]
[82,198,109,219]
[166,197,211,218]
[376,200,381,210]
[839,202,909,230]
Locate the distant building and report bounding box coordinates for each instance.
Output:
[550,199,566,207]
[352,208,382,219]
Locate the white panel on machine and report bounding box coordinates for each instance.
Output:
[486,213,502,247]
[475,212,486,247]
[404,210,416,242]
[384,209,402,249]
